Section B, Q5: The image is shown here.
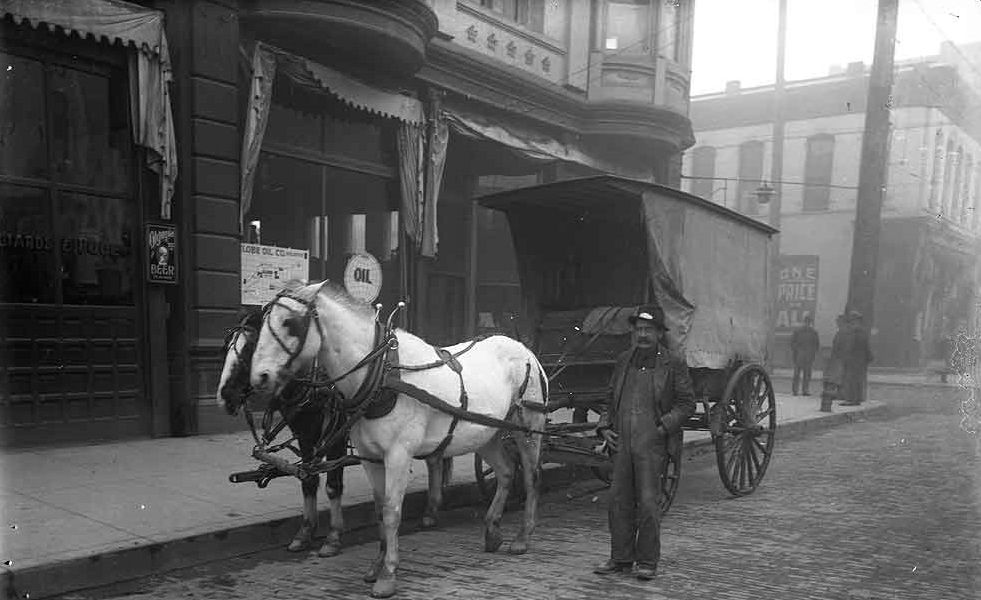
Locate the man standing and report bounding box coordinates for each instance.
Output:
[790,315,820,396]
[840,311,873,405]
[594,305,695,581]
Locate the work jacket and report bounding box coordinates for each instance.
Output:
[597,346,696,436]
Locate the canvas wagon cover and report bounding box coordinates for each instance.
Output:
[478,176,775,370]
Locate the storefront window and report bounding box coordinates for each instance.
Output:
[0,52,47,179]
[0,39,134,307]
[604,1,650,53]
[58,193,135,305]
[0,184,57,303]
[49,63,132,193]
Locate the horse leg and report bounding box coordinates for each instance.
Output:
[421,453,446,529]
[478,435,515,553]
[287,473,319,552]
[362,461,387,585]
[509,430,543,555]
[370,449,413,599]
[318,466,344,557]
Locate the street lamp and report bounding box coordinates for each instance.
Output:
[755,181,776,205]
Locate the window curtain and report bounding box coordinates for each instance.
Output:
[422,112,449,257]
[397,123,425,248]
[239,42,276,228]
[1,0,178,219]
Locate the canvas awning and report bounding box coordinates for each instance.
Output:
[478,176,775,369]
[1,0,178,219]
[443,104,655,182]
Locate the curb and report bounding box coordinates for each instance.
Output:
[2,401,892,600]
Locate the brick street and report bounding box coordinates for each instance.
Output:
[59,412,981,600]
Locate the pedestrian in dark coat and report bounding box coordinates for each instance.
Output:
[840,311,873,405]
[820,314,848,411]
[790,315,820,396]
[593,304,696,581]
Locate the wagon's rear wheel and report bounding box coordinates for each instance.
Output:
[713,363,776,497]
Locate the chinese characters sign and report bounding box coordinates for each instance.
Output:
[775,255,818,332]
[241,243,309,305]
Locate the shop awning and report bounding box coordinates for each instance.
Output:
[443,104,655,182]
[1,0,178,220]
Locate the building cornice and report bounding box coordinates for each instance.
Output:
[418,39,695,153]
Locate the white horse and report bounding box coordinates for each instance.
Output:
[249,280,548,598]
[216,304,453,558]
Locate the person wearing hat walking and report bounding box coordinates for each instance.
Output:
[840,311,873,405]
[593,304,695,581]
[790,315,820,396]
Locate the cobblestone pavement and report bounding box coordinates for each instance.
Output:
[59,412,981,600]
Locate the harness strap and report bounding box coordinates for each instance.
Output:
[413,347,467,460]
[393,336,487,372]
[384,379,552,436]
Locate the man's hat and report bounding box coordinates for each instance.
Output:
[847,310,863,320]
[628,304,668,330]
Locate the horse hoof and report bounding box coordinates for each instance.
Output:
[363,563,382,584]
[508,541,528,555]
[317,541,341,557]
[484,531,504,553]
[370,575,397,599]
[421,515,438,529]
[287,538,311,552]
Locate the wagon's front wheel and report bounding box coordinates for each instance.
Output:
[474,449,526,504]
[713,363,776,497]
[660,431,683,514]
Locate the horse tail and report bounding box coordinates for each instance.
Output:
[519,346,549,408]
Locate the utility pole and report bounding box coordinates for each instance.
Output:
[766,0,788,369]
[845,0,899,324]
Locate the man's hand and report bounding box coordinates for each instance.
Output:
[598,428,619,453]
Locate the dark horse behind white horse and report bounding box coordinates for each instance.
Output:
[217,304,453,558]
[249,280,548,598]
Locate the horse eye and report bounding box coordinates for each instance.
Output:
[282,316,306,338]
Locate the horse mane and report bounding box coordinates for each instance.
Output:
[309,280,376,321]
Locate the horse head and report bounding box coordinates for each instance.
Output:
[250,280,326,397]
[217,306,264,414]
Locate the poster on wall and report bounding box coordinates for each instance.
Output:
[146,224,177,284]
[241,243,309,305]
[775,255,819,332]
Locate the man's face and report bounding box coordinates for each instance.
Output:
[632,321,660,349]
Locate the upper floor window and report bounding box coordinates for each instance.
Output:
[942,139,956,217]
[479,0,545,33]
[660,0,682,62]
[689,146,716,201]
[929,130,944,211]
[736,140,764,215]
[803,134,834,212]
[601,0,651,53]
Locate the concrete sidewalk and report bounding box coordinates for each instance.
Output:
[1,394,889,600]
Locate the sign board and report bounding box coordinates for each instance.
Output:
[775,255,819,332]
[241,243,309,305]
[343,253,383,303]
[146,224,177,284]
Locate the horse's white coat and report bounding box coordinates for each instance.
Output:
[249,281,546,598]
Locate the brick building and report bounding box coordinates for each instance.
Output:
[684,44,981,370]
[0,0,696,446]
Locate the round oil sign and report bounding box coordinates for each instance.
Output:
[343,253,383,303]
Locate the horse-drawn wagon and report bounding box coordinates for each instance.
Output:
[220,174,778,597]
[474,175,779,511]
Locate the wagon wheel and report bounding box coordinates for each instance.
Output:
[713,363,776,497]
[660,431,683,514]
[474,440,527,504]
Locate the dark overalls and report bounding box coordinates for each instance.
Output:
[602,347,695,570]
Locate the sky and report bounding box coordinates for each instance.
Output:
[690,0,981,95]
